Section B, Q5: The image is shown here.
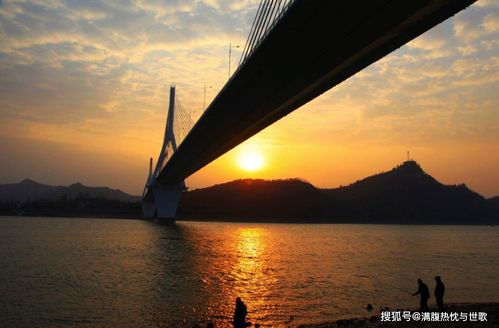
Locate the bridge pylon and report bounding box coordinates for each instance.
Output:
[141,85,185,221]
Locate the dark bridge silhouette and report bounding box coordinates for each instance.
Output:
[142,0,476,219]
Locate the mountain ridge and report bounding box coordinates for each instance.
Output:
[178,161,498,224]
[1,161,497,224]
[0,179,139,203]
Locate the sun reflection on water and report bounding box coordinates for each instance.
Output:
[229,228,274,324]
[2,220,498,327]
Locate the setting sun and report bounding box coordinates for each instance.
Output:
[237,150,265,172]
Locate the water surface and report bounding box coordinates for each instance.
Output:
[0,217,498,327]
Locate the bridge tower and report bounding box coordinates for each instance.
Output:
[142,85,185,221]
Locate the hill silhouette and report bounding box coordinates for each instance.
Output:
[325,161,494,224]
[0,179,138,202]
[1,161,497,223]
[178,178,330,221]
[0,180,140,218]
[178,161,498,224]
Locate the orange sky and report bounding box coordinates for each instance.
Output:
[0,0,498,197]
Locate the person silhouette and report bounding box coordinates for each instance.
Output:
[412,278,430,311]
[434,276,445,311]
[233,297,248,328]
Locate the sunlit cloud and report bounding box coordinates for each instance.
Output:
[482,12,499,33]
[458,44,479,56]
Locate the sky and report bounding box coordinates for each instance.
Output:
[0,0,498,197]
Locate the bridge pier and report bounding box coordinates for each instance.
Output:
[141,196,156,218]
[142,182,184,220]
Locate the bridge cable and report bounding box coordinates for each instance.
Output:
[259,0,280,43]
[239,0,264,66]
[240,1,266,65]
[173,93,194,150]
[238,0,296,69]
[243,0,272,64]
[252,0,276,53]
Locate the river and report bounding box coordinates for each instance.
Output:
[0,217,498,327]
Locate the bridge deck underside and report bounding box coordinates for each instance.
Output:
[158,0,475,184]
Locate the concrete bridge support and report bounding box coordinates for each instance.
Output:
[141,85,185,221]
[142,182,183,220]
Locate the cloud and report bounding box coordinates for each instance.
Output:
[407,34,448,50]
[454,17,485,42]
[482,12,499,33]
[458,44,479,56]
[0,0,497,195]
[475,0,499,8]
[0,0,260,126]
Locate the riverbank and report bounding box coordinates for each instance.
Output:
[297,303,498,327]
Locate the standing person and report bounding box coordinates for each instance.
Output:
[233,297,248,328]
[412,278,430,311]
[434,276,445,311]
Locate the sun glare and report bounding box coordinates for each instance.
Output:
[237,150,265,172]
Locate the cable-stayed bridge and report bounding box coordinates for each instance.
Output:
[142,0,476,220]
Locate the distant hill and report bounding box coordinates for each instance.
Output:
[489,196,499,212]
[2,162,497,224]
[178,178,330,221]
[0,179,141,218]
[0,179,139,203]
[178,161,498,224]
[325,161,495,224]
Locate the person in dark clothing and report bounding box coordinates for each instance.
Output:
[233,297,249,328]
[412,278,430,311]
[435,276,445,311]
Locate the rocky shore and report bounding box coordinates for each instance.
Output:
[297,303,498,327]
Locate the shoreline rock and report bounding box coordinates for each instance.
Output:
[297,303,498,327]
